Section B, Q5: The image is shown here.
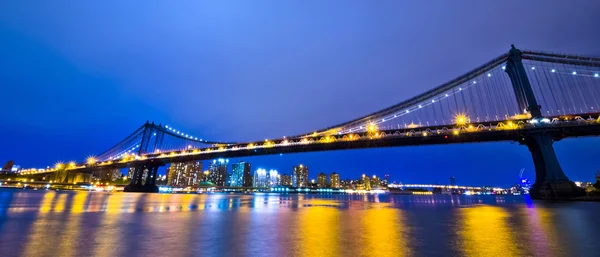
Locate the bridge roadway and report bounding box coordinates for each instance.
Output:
[39,114,600,174]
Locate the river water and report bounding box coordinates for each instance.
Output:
[0,189,598,257]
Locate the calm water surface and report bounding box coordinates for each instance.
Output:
[0,189,598,257]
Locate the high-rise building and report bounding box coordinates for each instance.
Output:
[209,159,228,186]
[362,174,371,191]
[1,160,14,173]
[127,167,136,179]
[293,164,309,187]
[231,161,251,187]
[268,169,279,187]
[243,164,253,187]
[97,168,121,182]
[317,173,327,188]
[450,177,456,186]
[371,175,380,189]
[167,161,203,187]
[201,170,210,182]
[330,172,340,188]
[383,174,390,187]
[253,168,268,188]
[280,174,292,186]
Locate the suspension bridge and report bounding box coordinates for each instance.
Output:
[26,45,600,199]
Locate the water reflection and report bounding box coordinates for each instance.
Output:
[298,204,340,256]
[360,204,409,257]
[0,190,599,257]
[458,206,520,256]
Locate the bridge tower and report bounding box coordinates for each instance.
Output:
[123,162,162,193]
[505,45,584,199]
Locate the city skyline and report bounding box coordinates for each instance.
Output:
[160,159,397,190]
[1,1,600,186]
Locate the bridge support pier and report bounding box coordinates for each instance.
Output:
[124,164,160,193]
[523,134,585,199]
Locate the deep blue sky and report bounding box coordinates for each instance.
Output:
[1,1,600,186]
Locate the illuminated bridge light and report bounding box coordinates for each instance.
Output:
[487,73,491,77]
[551,69,556,73]
[595,73,599,78]
[418,105,422,108]
[406,110,410,113]
[473,81,477,84]
[501,66,506,70]
[458,87,462,91]
[431,99,435,103]
[445,94,449,97]
[572,71,577,75]
[531,66,535,70]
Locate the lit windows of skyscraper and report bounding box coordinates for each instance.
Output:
[167,161,202,187]
[293,164,309,188]
[280,174,292,186]
[330,172,340,188]
[127,167,136,179]
[209,159,228,186]
[253,168,268,188]
[268,169,279,187]
[317,173,327,188]
[371,175,380,189]
[231,161,251,187]
[362,174,371,191]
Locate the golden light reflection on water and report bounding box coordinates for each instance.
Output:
[93,193,127,257]
[52,193,68,212]
[297,204,340,257]
[23,191,60,256]
[360,205,409,257]
[38,190,56,213]
[55,192,88,257]
[459,206,520,257]
[6,192,598,257]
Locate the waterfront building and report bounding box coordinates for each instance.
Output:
[330,172,340,188]
[362,174,371,191]
[167,161,202,187]
[317,173,327,188]
[293,164,309,187]
[254,168,268,188]
[268,169,279,187]
[383,174,390,187]
[209,159,228,186]
[371,175,380,189]
[280,174,292,186]
[127,167,135,179]
[95,168,121,182]
[231,161,251,187]
[1,160,14,173]
[200,170,210,182]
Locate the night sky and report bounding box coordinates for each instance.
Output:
[1,1,600,186]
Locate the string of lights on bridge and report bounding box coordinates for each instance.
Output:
[165,125,203,141]
[337,65,599,135]
[18,113,600,176]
